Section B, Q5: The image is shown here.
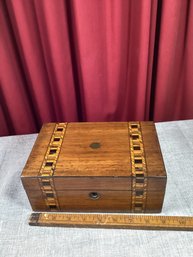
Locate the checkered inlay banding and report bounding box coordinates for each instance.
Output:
[128,122,147,213]
[39,123,67,211]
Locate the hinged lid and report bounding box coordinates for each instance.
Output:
[21,122,166,178]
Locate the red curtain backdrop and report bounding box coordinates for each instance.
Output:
[0,0,193,136]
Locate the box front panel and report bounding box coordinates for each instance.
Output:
[22,177,166,213]
[24,189,166,213]
[57,190,132,212]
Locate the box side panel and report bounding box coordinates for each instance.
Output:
[21,177,47,211]
[140,122,167,177]
[25,191,49,211]
[147,177,166,191]
[22,177,40,190]
[21,123,56,177]
[145,190,166,213]
[145,177,167,213]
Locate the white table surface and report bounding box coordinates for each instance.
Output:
[1,120,193,257]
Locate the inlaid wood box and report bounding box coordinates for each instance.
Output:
[21,122,167,213]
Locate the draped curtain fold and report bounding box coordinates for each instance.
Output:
[0,0,193,136]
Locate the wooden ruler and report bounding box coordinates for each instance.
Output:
[29,213,193,231]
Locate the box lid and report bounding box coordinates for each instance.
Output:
[21,122,166,178]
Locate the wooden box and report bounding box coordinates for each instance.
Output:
[21,122,167,213]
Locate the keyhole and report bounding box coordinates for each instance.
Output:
[89,192,100,200]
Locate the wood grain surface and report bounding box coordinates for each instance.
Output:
[21,122,167,213]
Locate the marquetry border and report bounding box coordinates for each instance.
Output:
[128,122,147,213]
[38,177,60,211]
[38,122,67,211]
[39,123,67,177]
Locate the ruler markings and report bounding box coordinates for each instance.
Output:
[29,213,193,231]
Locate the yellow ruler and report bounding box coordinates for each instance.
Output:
[29,213,193,231]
